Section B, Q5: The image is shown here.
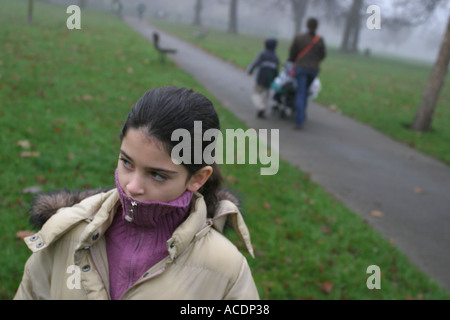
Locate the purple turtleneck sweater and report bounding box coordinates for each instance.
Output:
[105,171,193,300]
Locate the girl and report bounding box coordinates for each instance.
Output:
[15,86,259,300]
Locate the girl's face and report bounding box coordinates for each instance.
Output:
[117,128,211,203]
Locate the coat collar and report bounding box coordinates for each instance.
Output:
[25,189,254,259]
[25,189,117,253]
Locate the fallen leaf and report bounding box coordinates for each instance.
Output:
[414,187,424,194]
[321,225,331,234]
[82,94,93,101]
[53,118,67,124]
[370,210,384,217]
[35,174,46,184]
[328,105,338,111]
[321,281,333,294]
[21,151,40,158]
[274,216,283,224]
[17,140,30,148]
[16,230,35,240]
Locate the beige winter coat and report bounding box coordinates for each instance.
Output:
[14,189,259,300]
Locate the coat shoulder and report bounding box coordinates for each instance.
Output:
[180,228,248,280]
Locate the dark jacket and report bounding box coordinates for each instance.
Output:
[247,39,279,88]
[288,32,326,71]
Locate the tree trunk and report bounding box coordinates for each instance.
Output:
[340,0,363,53]
[351,13,362,52]
[411,15,450,132]
[28,0,34,24]
[291,0,309,35]
[228,0,238,34]
[193,0,202,26]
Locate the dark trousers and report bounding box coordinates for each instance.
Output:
[294,67,318,127]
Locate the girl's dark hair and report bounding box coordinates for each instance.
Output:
[120,86,223,218]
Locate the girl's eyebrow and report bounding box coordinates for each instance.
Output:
[119,150,178,175]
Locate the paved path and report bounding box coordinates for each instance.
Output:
[125,16,450,293]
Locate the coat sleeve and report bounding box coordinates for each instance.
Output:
[223,256,260,300]
[246,52,263,75]
[14,251,53,300]
[14,263,34,300]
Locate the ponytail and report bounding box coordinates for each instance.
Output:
[198,163,224,218]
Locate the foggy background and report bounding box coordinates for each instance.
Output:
[44,0,449,62]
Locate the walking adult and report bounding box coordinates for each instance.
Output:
[288,17,326,130]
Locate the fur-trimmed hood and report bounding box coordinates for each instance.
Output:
[29,187,240,229]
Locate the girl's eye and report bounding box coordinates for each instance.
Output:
[120,158,133,169]
[151,172,167,182]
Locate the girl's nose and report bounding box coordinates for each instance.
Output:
[126,174,145,197]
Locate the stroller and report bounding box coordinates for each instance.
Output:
[270,62,321,119]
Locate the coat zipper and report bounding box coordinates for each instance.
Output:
[125,200,137,222]
[128,229,145,289]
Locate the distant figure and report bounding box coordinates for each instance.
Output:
[112,0,123,18]
[288,17,326,130]
[246,38,279,119]
[137,3,146,20]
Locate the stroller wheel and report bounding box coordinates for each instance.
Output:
[271,104,280,116]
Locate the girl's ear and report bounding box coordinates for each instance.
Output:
[186,166,213,192]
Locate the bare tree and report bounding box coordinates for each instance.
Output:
[411,15,450,131]
[382,0,443,28]
[336,0,445,54]
[340,0,363,53]
[291,0,310,35]
[228,0,238,34]
[193,0,203,26]
[28,0,34,24]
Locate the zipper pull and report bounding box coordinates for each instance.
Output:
[125,201,137,222]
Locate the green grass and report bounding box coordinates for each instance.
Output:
[151,20,450,166]
[1,0,449,300]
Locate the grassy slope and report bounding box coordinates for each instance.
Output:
[1,0,449,299]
